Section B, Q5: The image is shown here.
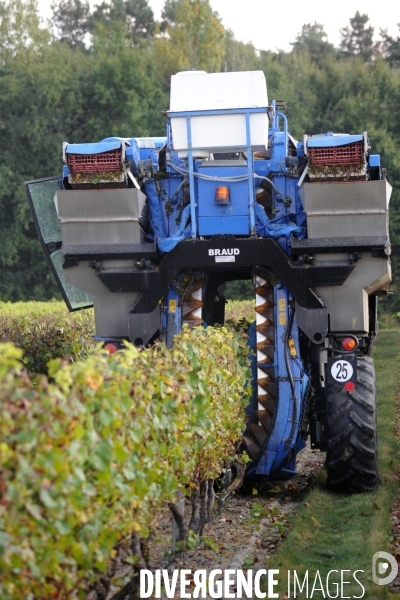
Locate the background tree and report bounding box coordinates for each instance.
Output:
[51,0,89,48]
[157,0,225,75]
[83,22,167,140]
[222,30,258,72]
[0,0,162,301]
[258,49,317,140]
[380,25,400,67]
[291,22,335,67]
[340,11,374,61]
[0,0,49,60]
[88,0,155,41]
[160,0,177,31]
[0,0,58,300]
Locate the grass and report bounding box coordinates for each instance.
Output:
[271,330,400,599]
[377,311,400,331]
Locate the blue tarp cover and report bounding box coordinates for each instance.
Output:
[255,204,304,240]
[144,179,192,253]
[66,142,121,154]
[143,179,165,240]
[307,134,363,148]
[158,205,191,253]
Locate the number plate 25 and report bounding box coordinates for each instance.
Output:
[327,356,357,385]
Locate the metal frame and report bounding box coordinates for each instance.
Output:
[167,107,268,238]
[128,235,325,319]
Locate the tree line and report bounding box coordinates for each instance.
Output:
[1,0,400,310]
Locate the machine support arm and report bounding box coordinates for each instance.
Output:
[128,235,328,319]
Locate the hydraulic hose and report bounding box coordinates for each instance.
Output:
[284,305,298,448]
[166,162,281,195]
[167,162,248,181]
[253,174,281,196]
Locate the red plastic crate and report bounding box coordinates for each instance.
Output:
[67,149,122,174]
[308,141,363,166]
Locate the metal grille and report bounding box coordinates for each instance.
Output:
[67,150,122,174]
[308,141,363,166]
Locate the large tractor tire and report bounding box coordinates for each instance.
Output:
[326,356,380,493]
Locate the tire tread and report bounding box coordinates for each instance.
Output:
[326,356,379,493]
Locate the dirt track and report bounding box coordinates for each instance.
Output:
[130,443,324,599]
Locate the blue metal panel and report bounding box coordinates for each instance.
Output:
[370,154,381,167]
[126,139,140,166]
[138,146,158,165]
[197,165,249,218]
[163,287,181,349]
[148,137,168,147]
[199,216,249,236]
[134,137,167,166]
[297,142,305,157]
[307,134,363,147]
[66,141,121,154]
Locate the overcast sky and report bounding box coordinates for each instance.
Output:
[37,0,400,52]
